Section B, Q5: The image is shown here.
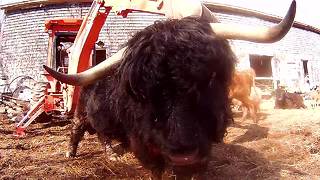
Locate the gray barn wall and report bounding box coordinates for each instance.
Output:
[0,3,163,85]
[217,13,320,90]
[0,3,319,91]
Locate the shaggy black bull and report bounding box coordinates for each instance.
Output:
[72,17,235,177]
[43,3,295,178]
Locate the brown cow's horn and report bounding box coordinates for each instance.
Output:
[210,0,296,43]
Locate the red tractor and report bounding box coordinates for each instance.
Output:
[14,0,166,136]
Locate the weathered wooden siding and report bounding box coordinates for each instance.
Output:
[0,3,163,85]
[0,2,319,92]
[216,13,320,91]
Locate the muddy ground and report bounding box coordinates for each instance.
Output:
[1,100,320,179]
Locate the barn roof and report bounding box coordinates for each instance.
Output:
[1,0,320,34]
[0,0,92,11]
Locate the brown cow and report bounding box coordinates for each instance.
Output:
[274,88,306,109]
[229,68,259,123]
[308,87,320,108]
[249,86,262,113]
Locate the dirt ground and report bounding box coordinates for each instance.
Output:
[1,100,320,179]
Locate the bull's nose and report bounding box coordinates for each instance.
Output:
[168,149,200,166]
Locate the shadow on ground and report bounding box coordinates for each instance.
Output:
[230,123,269,144]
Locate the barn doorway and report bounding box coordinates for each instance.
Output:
[302,60,309,77]
[93,41,107,66]
[249,55,273,89]
[93,48,107,65]
[53,32,77,73]
[249,55,273,77]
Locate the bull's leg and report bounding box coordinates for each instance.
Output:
[97,134,120,161]
[96,133,128,161]
[250,101,258,123]
[249,104,257,123]
[66,118,87,158]
[254,100,260,113]
[241,98,257,123]
[241,106,248,121]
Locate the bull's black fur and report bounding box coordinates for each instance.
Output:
[69,17,236,178]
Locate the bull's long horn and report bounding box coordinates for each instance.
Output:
[211,0,296,43]
[43,47,126,86]
[44,1,296,86]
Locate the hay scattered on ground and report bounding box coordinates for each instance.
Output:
[1,100,320,179]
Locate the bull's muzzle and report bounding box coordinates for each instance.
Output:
[168,149,202,166]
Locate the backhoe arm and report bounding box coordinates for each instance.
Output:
[64,0,165,112]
